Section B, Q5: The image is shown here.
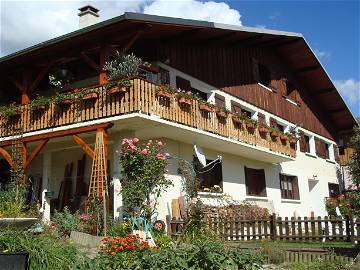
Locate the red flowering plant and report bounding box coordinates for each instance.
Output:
[100,234,159,267]
[120,138,172,222]
[325,191,360,218]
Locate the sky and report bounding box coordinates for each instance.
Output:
[0,0,359,117]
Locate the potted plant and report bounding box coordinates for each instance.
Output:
[103,52,142,95]
[156,84,175,99]
[0,103,22,120]
[241,114,257,130]
[231,112,243,126]
[176,89,193,106]
[216,106,230,119]
[80,88,99,101]
[53,92,73,107]
[280,132,289,143]
[287,126,299,146]
[258,123,269,136]
[269,127,280,140]
[198,100,215,113]
[30,95,51,111]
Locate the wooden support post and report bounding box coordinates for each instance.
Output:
[99,45,110,85]
[24,139,48,170]
[271,213,277,240]
[0,147,13,167]
[72,135,95,160]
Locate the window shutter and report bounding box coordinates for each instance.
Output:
[258,113,266,125]
[315,137,321,157]
[215,94,225,108]
[292,177,300,200]
[257,169,267,197]
[299,131,306,153]
[252,58,260,82]
[245,167,266,197]
[176,76,191,91]
[231,101,242,114]
[334,145,340,162]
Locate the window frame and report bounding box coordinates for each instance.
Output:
[193,156,223,191]
[279,174,300,200]
[244,167,267,197]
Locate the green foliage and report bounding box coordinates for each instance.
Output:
[52,207,81,236]
[0,103,21,119]
[30,95,52,110]
[217,106,231,114]
[153,232,173,250]
[120,138,172,221]
[260,239,285,264]
[349,126,360,189]
[103,52,142,81]
[107,220,132,237]
[285,258,357,270]
[157,84,176,94]
[0,230,78,270]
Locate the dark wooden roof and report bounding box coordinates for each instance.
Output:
[0,12,356,132]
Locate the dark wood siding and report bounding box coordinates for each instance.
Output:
[138,43,337,140]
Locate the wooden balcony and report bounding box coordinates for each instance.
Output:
[0,78,296,158]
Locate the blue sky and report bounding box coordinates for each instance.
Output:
[1,0,359,117]
[229,0,359,117]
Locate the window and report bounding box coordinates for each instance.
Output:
[279,174,300,200]
[214,94,225,108]
[231,101,242,114]
[300,131,310,153]
[159,67,170,85]
[194,156,223,190]
[277,124,284,132]
[328,183,340,198]
[242,109,252,118]
[257,113,266,125]
[245,167,267,197]
[315,138,330,159]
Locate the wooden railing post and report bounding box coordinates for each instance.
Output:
[271,213,277,240]
[348,213,355,243]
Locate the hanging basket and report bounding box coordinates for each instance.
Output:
[231,116,242,125]
[108,86,129,95]
[82,92,98,101]
[280,134,289,142]
[270,131,280,139]
[156,91,172,99]
[258,126,268,136]
[199,103,214,113]
[216,111,227,119]
[178,97,192,106]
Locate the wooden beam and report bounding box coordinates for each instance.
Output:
[29,65,50,93]
[24,139,48,170]
[164,28,202,43]
[313,88,335,95]
[72,135,94,159]
[0,147,13,167]
[10,77,24,92]
[0,122,113,147]
[122,30,144,53]
[327,108,346,114]
[99,45,110,85]
[294,65,320,74]
[80,52,100,72]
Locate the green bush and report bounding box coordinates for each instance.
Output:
[285,258,358,270]
[260,239,286,264]
[0,230,78,270]
[52,207,81,236]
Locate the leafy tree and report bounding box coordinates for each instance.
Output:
[349,126,360,189]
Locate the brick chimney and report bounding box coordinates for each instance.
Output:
[78,5,99,28]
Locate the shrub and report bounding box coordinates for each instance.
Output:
[204,202,270,220]
[260,239,285,264]
[285,257,358,270]
[52,207,81,236]
[0,230,78,270]
[107,220,132,237]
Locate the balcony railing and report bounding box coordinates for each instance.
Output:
[0,78,296,157]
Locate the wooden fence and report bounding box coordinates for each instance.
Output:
[170,214,360,243]
[0,78,295,157]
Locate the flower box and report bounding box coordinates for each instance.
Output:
[34,105,46,111]
[82,92,98,101]
[216,111,227,119]
[199,103,214,112]
[258,126,268,135]
[270,131,280,139]
[280,134,289,142]
[178,97,192,106]
[245,120,256,130]
[108,86,128,95]
[231,116,242,125]
[60,99,72,105]
[289,138,297,146]
[156,91,172,99]
[0,252,28,270]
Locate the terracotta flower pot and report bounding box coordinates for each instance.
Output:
[82,92,98,101]
[246,121,256,129]
[231,116,242,125]
[60,99,72,105]
[178,97,192,106]
[270,131,279,139]
[156,91,172,99]
[199,103,214,112]
[280,135,289,142]
[289,138,297,145]
[258,126,268,135]
[108,86,128,95]
[216,111,227,118]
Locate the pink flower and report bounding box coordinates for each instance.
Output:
[177,89,181,93]
[156,153,165,160]
[165,153,170,157]
[127,144,137,151]
[187,91,192,95]
[122,138,129,145]
[157,141,163,147]
[141,149,149,155]
[133,138,139,143]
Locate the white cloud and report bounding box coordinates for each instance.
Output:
[314,49,331,60]
[334,79,360,106]
[0,0,242,57]
[143,0,242,25]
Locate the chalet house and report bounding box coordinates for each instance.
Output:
[0,6,356,222]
